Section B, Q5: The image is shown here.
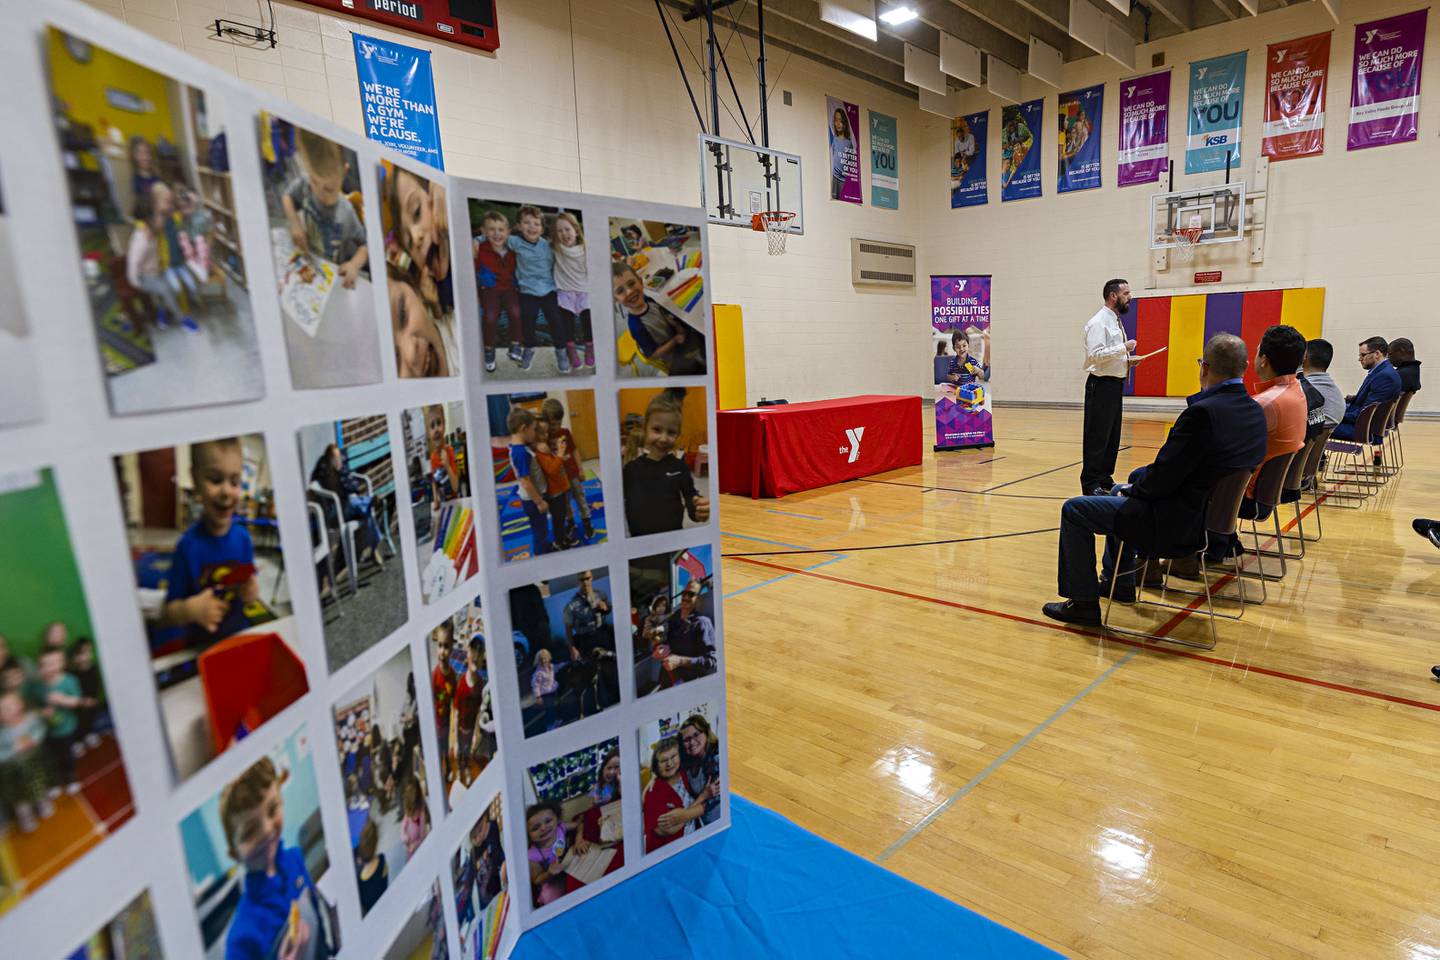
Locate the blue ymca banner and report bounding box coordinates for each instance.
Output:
[1057,84,1104,193]
[949,111,988,208]
[1000,99,1043,201]
[353,33,445,170]
[1186,51,1246,174]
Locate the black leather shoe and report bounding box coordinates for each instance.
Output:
[1089,486,1111,497]
[1042,600,1102,625]
[1413,519,1440,549]
[1098,580,1136,603]
[1432,665,1440,681]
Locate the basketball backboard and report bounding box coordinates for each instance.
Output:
[699,134,804,234]
[1150,182,1245,248]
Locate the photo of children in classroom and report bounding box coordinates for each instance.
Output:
[178,726,339,960]
[45,28,263,415]
[451,793,509,960]
[425,598,496,811]
[113,434,308,782]
[298,415,406,672]
[382,879,449,960]
[630,545,717,699]
[609,218,706,378]
[331,648,432,918]
[508,567,619,739]
[638,701,722,855]
[65,889,163,959]
[402,402,477,605]
[259,113,383,390]
[380,160,457,380]
[0,166,42,429]
[469,198,594,379]
[618,387,712,538]
[489,391,606,562]
[523,738,624,909]
[0,468,135,918]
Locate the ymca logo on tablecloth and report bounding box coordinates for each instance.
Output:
[839,426,866,463]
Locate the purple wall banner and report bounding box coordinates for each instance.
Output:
[826,96,863,203]
[1118,71,1171,186]
[931,275,993,450]
[1349,8,1427,150]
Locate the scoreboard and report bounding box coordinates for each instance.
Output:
[290,0,499,52]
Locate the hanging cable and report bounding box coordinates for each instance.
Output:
[656,0,707,132]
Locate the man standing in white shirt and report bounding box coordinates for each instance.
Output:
[1080,279,1140,495]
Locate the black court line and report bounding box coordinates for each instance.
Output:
[977,456,1005,464]
[856,478,1069,501]
[977,446,1131,493]
[722,526,1060,558]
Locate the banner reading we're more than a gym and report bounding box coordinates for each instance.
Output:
[931,275,993,450]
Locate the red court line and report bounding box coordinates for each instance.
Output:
[730,548,1440,715]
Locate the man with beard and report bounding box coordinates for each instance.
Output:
[661,580,716,687]
[1080,279,1142,495]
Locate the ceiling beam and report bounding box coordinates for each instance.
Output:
[757,0,908,63]
[905,1,1030,68]
[1209,0,1244,19]
[941,0,1085,59]
[1146,0,1192,31]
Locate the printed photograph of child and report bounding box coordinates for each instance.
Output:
[452,793,509,960]
[0,167,41,428]
[0,468,135,918]
[617,387,712,538]
[425,598,495,811]
[523,738,623,909]
[298,416,405,672]
[259,113,382,390]
[490,391,606,562]
[508,568,618,739]
[382,879,448,960]
[401,402,477,605]
[64,889,162,959]
[639,701,722,854]
[178,726,339,960]
[380,160,457,380]
[45,28,263,415]
[468,199,593,379]
[113,435,308,782]
[609,218,706,377]
[331,648,432,917]
[629,545,717,698]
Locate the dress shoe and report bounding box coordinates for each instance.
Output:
[1413,519,1440,550]
[1042,599,1102,625]
[1098,579,1136,603]
[1089,486,1112,497]
[1138,561,1167,588]
[1167,554,1203,581]
[1432,665,1440,681]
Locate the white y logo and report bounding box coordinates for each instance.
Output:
[844,427,865,464]
[1197,67,1208,81]
[1274,49,1287,63]
[1364,29,1380,44]
[1125,85,1135,97]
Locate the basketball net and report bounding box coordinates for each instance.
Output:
[754,211,795,256]
[1172,215,1204,264]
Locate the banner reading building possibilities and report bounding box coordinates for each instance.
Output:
[1058,84,1103,193]
[1186,51,1246,174]
[1000,99,1043,201]
[353,32,444,169]
[931,275,993,450]
[1264,32,1331,160]
[1349,9,1428,150]
[950,111,988,208]
[1118,71,1170,186]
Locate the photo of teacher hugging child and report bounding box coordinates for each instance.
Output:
[639,701,722,855]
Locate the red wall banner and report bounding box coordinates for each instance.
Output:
[1264,32,1332,160]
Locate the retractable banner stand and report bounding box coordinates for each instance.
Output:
[931,275,994,450]
[353,32,445,169]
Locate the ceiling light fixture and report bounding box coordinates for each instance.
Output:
[879,5,919,25]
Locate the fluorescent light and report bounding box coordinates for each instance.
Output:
[879,5,919,25]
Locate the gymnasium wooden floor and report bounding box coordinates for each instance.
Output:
[719,407,1440,960]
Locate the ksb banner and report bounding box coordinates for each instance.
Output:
[1118,70,1170,186]
[950,111,988,208]
[1349,8,1428,151]
[1264,32,1331,160]
[1058,84,1104,193]
[826,96,862,203]
[1000,99,1043,201]
[869,110,899,209]
[931,275,993,450]
[353,33,444,169]
[1186,51,1246,173]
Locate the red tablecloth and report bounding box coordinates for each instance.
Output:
[716,395,923,498]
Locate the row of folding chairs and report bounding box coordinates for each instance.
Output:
[1099,392,1414,651]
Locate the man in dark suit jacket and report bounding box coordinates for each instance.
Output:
[1043,333,1268,626]
[1332,336,1402,441]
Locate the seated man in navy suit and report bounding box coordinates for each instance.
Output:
[1332,336,1402,441]
[1043,333,1269,626]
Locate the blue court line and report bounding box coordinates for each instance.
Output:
[875,648,1137,862]
[724,554,848,599]
[723,531,810,550]
[767,508,825,521]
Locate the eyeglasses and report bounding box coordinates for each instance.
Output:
[680,732,705,744]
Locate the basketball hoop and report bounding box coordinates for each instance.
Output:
[1172,224,1203,264]
[753,210,795,256]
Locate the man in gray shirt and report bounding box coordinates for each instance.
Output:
[1301,339,1345,431]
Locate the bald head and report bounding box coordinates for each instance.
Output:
[1203,333,1248,384]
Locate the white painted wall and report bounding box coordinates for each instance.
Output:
[87,0,930,405]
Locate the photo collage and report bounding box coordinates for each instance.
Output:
[3,7,724,957]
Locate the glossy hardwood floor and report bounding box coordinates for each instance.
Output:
[720,407,1440,960]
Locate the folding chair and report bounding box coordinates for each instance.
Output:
[1324,404,1379,505]
[1264,438,1320,560]
[1103,466,1255,650]
[1392,391,1415,469]
[1290,426,1333,544]
[1235,451,1298,582]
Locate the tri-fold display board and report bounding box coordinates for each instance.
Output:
[0,2,726,958]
